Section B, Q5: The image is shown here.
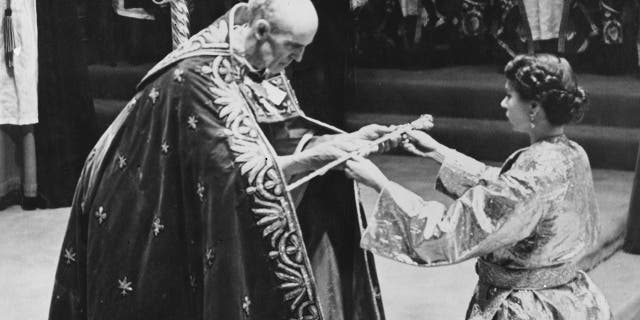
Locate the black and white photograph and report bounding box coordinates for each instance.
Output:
[1,0,640,319]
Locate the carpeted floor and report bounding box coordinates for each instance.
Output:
[0,155,637,320]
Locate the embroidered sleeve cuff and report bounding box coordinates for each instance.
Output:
[293,133,315,154]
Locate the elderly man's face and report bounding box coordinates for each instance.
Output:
[257,23,315,74]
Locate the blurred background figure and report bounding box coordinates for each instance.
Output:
[0,0,40,210]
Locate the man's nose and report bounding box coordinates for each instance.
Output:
[293,47,305,62]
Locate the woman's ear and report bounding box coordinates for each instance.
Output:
[254,19,271,40]
[530,101,541,116]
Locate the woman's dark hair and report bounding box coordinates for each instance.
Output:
[504,54,588,126]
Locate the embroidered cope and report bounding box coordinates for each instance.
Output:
[48,4,384,320]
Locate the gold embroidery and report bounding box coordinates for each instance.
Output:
[203,55,321,320]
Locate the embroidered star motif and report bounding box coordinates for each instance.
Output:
[118,277,133,296]
[95,206,107,224]
[161,142,170,154]
[173,69,184,82]
[152,217,165,236]
[64,247,76,264]
[117,154,127,169]
[187,116,198,130]
[242,296,251,316]
[196,182,205,202]
[148,88,160,104]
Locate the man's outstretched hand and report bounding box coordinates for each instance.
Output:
[351,124,400,154]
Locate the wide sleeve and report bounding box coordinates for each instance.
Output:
[361,151,568,266]
[435,148,502,199]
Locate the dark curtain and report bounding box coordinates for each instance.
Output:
[36,0,96,207]
[290,0,353,127]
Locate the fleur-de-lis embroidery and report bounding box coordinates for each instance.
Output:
[95,206,107,224]
[196,182,205,202]
[117,154,127,169]
[187,115,198,130]
[205,248,216,268]
[118,277,133,296]
[148,88,160,104]
[161,142,170,154]
[173,69,184,83]
[152,217,165,236]
[242,296,251,316]
[64,247,76,264]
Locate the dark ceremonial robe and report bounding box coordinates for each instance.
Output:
[49,4,384,320]
[493,0,598,58]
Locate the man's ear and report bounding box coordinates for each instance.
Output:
[254,19,271,40]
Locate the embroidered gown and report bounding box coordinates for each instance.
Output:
[362,135,612,319]
[48,4,384,320]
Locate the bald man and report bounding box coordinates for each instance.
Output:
[48,1,387,319]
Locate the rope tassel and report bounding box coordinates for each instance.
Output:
[3,4,15,76]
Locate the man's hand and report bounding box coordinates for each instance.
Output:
[351,124,400,154]
[351,124,394,140]
[278,135,372,178]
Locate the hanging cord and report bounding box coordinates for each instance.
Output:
[3,0,15,76]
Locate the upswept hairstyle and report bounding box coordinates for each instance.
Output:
[505,54,588,126]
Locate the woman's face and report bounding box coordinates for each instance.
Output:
[501,80,532,133]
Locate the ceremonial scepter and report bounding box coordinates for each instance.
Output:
[286,114,434,192]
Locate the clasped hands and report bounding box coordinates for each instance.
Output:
[346,122,446,193]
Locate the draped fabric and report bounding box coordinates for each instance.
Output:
[624,144,640,254]
[0,0,38,125]
[35,0,96,208]
[362,136,612,319]
[493,0,597,58]
[49,6,384,319]
[592,0,640,74]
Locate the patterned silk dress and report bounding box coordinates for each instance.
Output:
[362,135,612,319]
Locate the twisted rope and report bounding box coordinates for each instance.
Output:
[170,0,190,48]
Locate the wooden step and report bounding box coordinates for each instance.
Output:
[353,66,640,128]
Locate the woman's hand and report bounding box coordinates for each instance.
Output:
[406,130,441,152]
[344,156,389,193]
[402,130,447,162]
